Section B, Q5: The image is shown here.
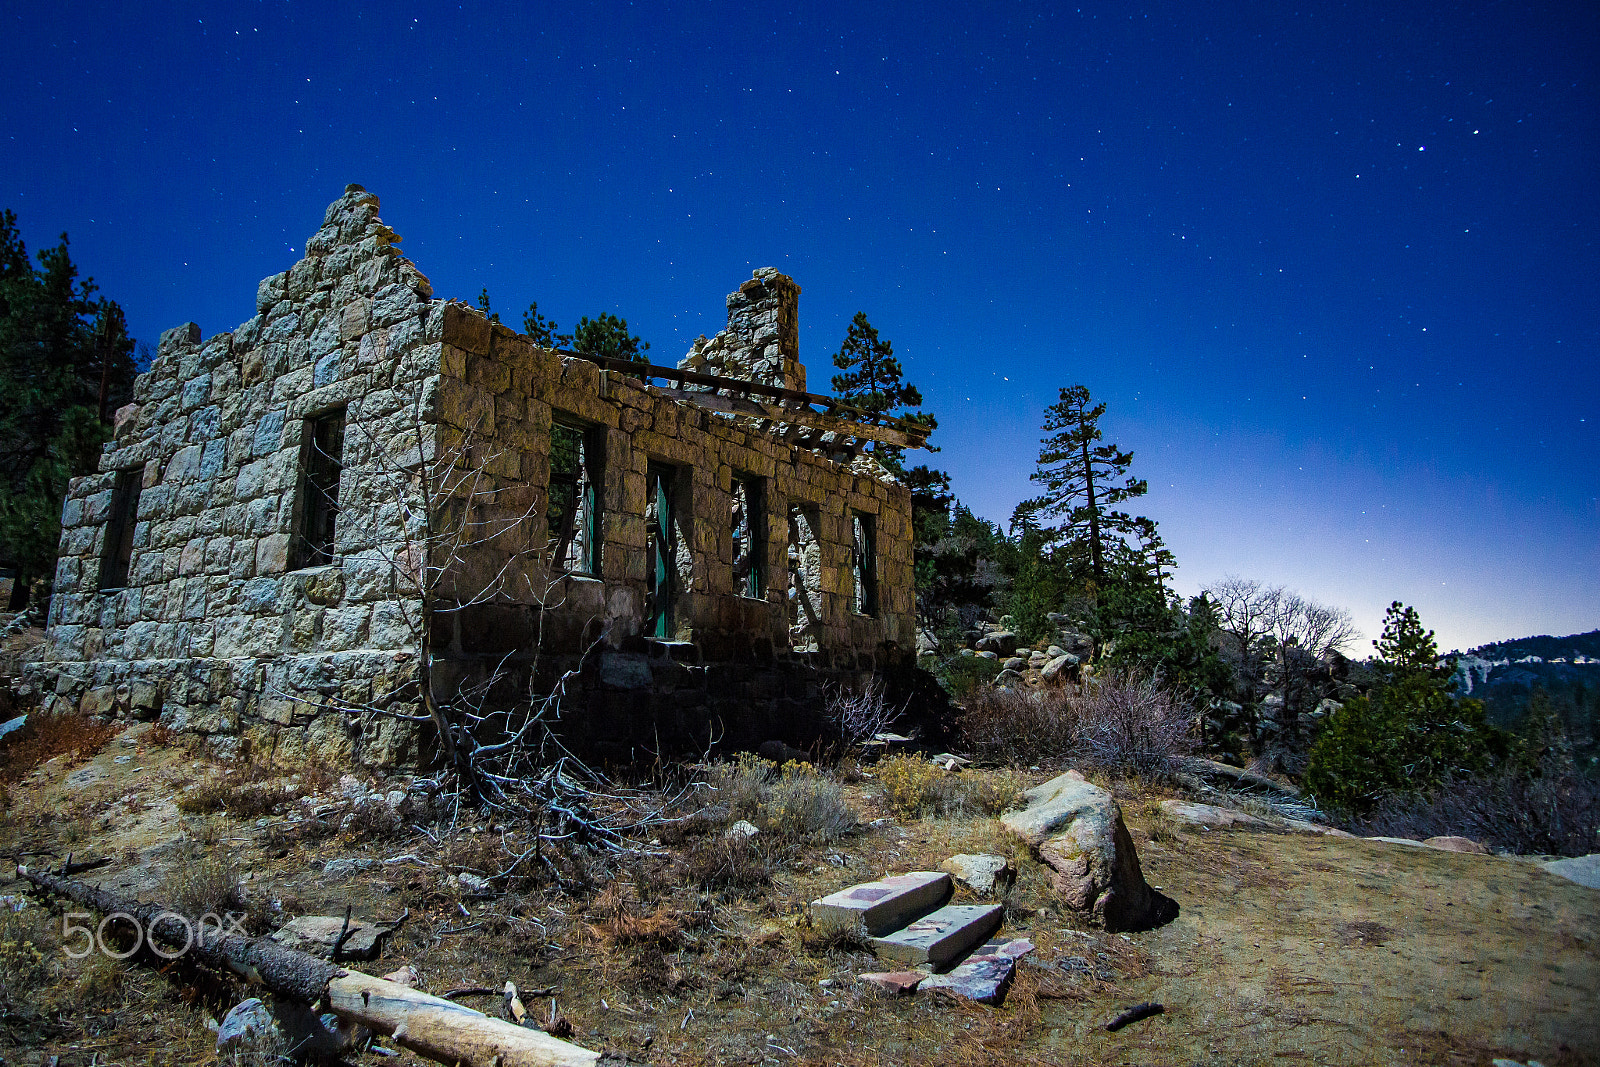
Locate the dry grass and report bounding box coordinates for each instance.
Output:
[175,764,302,817]
[0,711,117,783]
[876,757,1028,820]
[158,826,248,921]
[677,834,774,897]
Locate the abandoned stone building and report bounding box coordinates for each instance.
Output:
[28,186,929,765]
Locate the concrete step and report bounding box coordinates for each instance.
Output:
[869,903,1005,969]
[811,871,952,937]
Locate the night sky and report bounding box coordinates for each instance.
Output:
[2,2,1595,653]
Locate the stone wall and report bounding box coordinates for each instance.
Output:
[32,186,437,765]
[29,186,918,765]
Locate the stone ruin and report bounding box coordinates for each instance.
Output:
[27,186,930,766]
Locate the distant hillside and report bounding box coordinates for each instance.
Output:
[1448,629,1600,762]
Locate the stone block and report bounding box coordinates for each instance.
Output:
[868,904,1003,970]
[811,872,951,938]
[256,534,291,575]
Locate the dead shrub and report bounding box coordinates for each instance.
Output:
[175,764,299,817]
[678,834,774,897]
[825,677,901,751]
[1074,669,1197,781]
[0,711,117,783]
[159,833,247,920]
[342,797,403,839]
[960,687,1081,763]
[1357,758,1600,857]
[763,767,856,842]
[586,883,689,949]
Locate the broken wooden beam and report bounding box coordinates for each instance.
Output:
[16,865,602,1067]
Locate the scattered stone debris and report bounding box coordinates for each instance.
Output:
[918,937,1034,1006]
[857,971,924,995]
[270,914,388,960]
[939,853,1015,896]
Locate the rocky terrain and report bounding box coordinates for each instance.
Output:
[1,711,1595,1066]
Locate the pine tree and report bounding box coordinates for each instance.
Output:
[558,312,649,364]
[0,210,137,599]
[1016,384,1147,583]
[1374,601,1440,677]
[829,312,936,473]
[521,301,559,349]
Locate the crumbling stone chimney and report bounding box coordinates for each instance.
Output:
[679,267,804,393]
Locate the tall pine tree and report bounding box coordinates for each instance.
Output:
[1015,384,1147,584]
[829,312,936,473]
[0,210,137,601]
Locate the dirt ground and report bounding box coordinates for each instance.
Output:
[1,722,1595,1067]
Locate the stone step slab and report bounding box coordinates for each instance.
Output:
[869,903,1004,969]
[917,938,1032,1006]
[811,871,952,937]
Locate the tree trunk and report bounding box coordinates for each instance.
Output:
[16,866,601,1067]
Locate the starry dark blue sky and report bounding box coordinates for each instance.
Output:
[3,1,1595,652]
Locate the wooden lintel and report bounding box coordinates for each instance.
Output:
[654,387,922,451]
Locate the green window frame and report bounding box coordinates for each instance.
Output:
[548,419,602,576]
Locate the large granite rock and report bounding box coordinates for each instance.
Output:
[1541,853,1600,890]
[1001,770,1170,931]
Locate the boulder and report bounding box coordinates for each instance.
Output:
[974,631,1018,657]
[917,937,1033,1005]
[1002,771,1167,931]
[271,915,388,959]
[216,997,366,1058]
[940,853,1015,896]
[1540,853,1600,890]
[1040,654,1078,684]
[993,668,1026,688]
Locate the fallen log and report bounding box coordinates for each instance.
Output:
[17,865,603,1067]
[1180,757,1302,798]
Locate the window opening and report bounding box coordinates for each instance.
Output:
[99,466,144,589]
[786,503,822,651]
[548,420,600,575]
[731,474,764,599]
[851,510,878,616]
[646,462,678,637]
[294,410,345,569]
